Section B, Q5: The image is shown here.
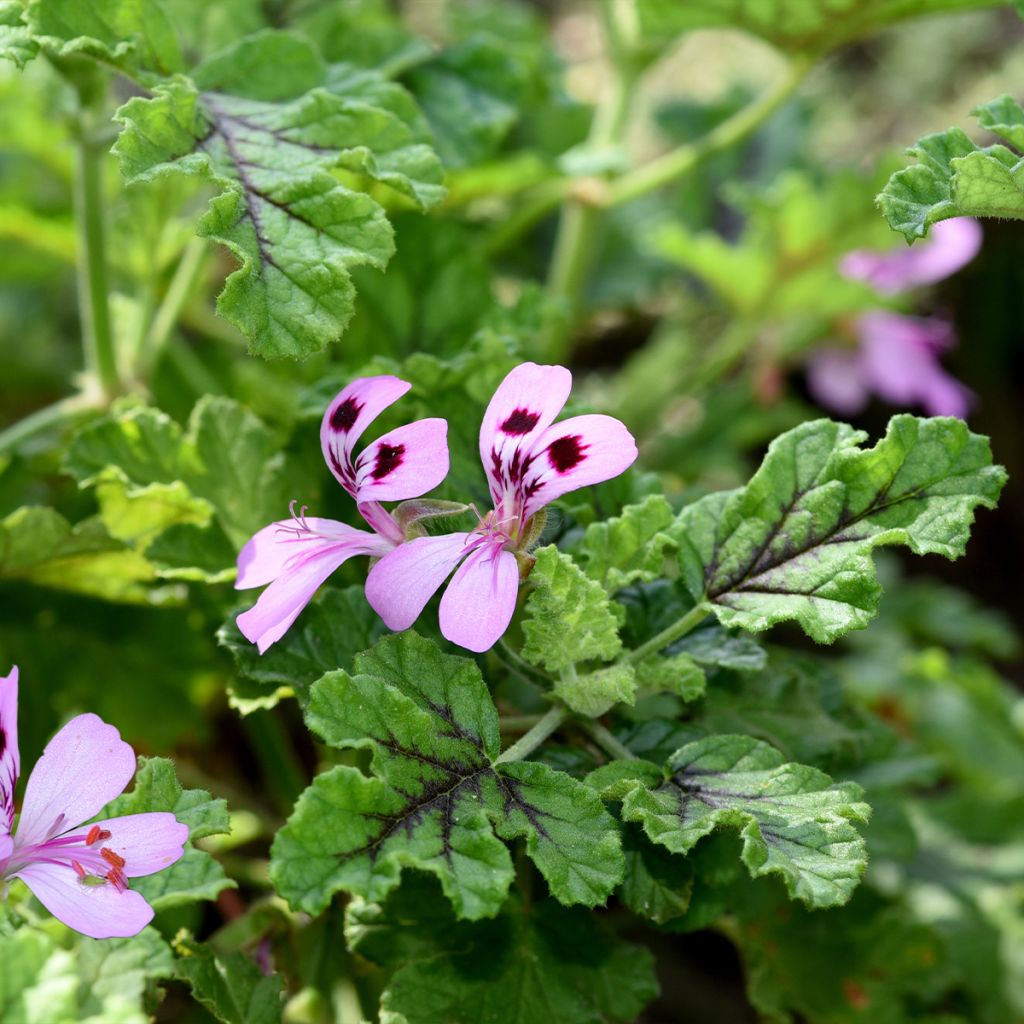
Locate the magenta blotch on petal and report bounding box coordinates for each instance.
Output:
[0,666,19,835]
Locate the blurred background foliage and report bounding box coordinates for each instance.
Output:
[1,0,1024,1021]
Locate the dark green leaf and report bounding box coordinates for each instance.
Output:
[175,936,283,1024]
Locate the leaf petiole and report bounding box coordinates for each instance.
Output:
[625,602,710,664]
[494,705,568,764]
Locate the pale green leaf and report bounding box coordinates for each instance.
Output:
[554,663,637,717]
[634,651,706,701]
[588,735,870,908]
[112,31,445,359]
[674,416,1005,643]
[0,1,37,66]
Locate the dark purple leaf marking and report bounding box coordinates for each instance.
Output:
[500,408,540,435]
[547,435,586,474]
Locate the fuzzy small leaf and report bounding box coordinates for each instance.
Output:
[0,1,37,66]
[553,664,637,717]
[175,936,283,1024]
[112,31,444,359]
[634,652,706,701]
[521,546,623,672]
[578,494,677,593]
[879,97,1024,240]
[270,633,623,919]
[588,735,869,908]
[674,416,1005,643]
[102,757,234,910]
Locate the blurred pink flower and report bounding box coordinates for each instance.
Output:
[808,218,980,419]
[235,375,449,653]
[0,666,188,939]
[366,362,637,652]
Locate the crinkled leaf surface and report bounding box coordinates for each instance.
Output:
[588,735,870,908]
[175,936,283,1024]
[347,876,658,1024]
[0,1,36,66]
[270,633,623,919]
[218,585,386,711]
[879,96,1024,240]
[113,31,445,359]
[636,0,1000,56]
[521,546,623,673]
[0,506,154,603]
[674,416,1005,643]
[102,757,234,910]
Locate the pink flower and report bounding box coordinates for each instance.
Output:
[808,218,980,419]
[235,376,449,653]
[366,363,638,653]
[0,667,188,939]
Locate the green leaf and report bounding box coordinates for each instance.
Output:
[0,506,155,603]
[578,494,677,593]
[174,936,283,1024]
[636,0,1000,57]
[879,96,1024,240]
[588,735,870,908]
[218,586,387,711]
[0,1,37,67]
[0,926,174,1024]
[102,757,234,911]
[112,31,445,359]
[270,633,623,919]
[634,651,706,701]
[674,416,1005,643]
[521,546,623,673]
[620,823,694,924]
[26,0,183,77]
[347,876,659,1024]
[554,664,637,717]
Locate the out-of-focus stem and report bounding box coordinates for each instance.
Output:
[0,393,98,456]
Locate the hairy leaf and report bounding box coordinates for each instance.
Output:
[102,757,234,910]
[620,823,694,924]
[113,31,444,359]
[879,95,1024,240]
[554,664,637,717]
[521,546,623,672]
[674,416,1005,643]
[347,876,659,1024]
[175,936,283,1024]
[588,735,870,908]
[270,633,623,919]
[0,1,36,66]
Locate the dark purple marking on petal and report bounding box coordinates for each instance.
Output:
[0,726,5,759]
[330,396,363,433]
[500,408,540,435]
[372,443,405,481]
[547,435,587,473]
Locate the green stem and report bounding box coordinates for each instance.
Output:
[541,0,639,361]
[607,56,812,207]
[583,720,638,761]
[72,83,119,399]
[0,393,99,456]
[137,236,209,380]
[626,602,710,664]
[499,714,546,733]
[494,705,568,764]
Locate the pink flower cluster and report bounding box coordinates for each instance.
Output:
[807,218,981,419]
[0,667,187,939]
[236,363,638,654]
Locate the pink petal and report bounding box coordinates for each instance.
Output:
[519,414,638,521]
[913,367,974,419]
[439,543,520,653]
[236,517,367,589]
[479,363,572,507]
[237,533,390,654]
[353,418,449,503]
[0,833,12,862]
[840,218,981,294]
[0,666,19,835]
[365,532,471,632]
[806,349,870,416]
[15,862,154,939]
[321,376,412,496]
[16,715,136,848]
[89,812,188,877]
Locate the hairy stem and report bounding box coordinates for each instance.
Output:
[626,603,710,664]
[494,705,568,764]
[72,82,119,399]
[583,720,638,761]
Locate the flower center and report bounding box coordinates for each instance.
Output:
[10,818,130,892]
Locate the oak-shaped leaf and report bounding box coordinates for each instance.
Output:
[270,633,623,920]
[879,95,1024,240]
[113,30,445,359]
[101,757,235,911]
[588,734,870,908]
[674,416,1005,643]
[346,875,659,1024]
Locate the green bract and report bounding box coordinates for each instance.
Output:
[879,95,1024,239]
[271,633,623,919]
